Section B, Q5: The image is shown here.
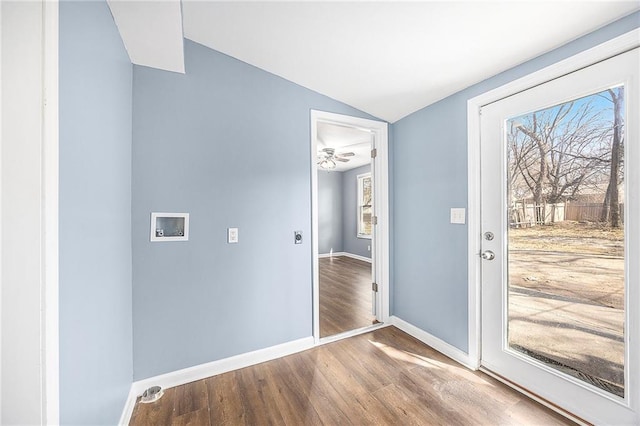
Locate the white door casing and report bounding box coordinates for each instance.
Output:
[0,0,59,424]
[355,169,376,316]
[310,110,389,343]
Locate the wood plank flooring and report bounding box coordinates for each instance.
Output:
[130,326,576,426]
[319,256,374,338]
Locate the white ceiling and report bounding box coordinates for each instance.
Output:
[317,122,372,172]
[110,1,639,123]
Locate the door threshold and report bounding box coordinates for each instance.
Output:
[480,366,590,426]
[317,322,390,346]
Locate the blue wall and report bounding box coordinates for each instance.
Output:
[391,12,640,352]
[317,163,372,258]
[59,1,133,424]
[131,40,376,380]
[54,6,638,421]
[318,170,344,254]
[343,164,372,258]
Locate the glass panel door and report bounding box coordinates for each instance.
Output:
[480,48,638,425]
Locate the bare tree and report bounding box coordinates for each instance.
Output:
[509,103,573,223]
[508,95,614,224]
[508,120,539,200]
[600,87,624,227]
[546,101,611,204]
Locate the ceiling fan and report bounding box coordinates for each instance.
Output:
[317,147,355,170]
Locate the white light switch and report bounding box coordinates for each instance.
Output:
[450,208,466,224]
[227,227,238,243]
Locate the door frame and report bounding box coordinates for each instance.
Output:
[467,28,639,415]
[0,0,60,423]
[310,110,390,343]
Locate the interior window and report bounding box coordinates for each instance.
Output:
[357,173,372,238]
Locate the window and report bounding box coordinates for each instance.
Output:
[357,173,372,238]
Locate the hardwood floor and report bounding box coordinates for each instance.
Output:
[319,256,374,338]
[130,326,575,425]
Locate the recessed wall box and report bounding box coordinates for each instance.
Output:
[150,212,189,242]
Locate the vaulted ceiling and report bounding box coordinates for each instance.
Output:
[108,1,639,123]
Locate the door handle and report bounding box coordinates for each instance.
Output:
[481,250,495,260]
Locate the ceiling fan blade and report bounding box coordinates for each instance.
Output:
[335,158,350,162]
[338,152,355,157]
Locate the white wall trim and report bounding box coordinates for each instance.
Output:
[390,316,476,370]
[118,387,138,426]
[120,336,315,424]
[373,115,390,326]
[318,251,372,263]
[310,110,390,344]
[119,319,469,424]
[466,28,640,371]
[43,1,60,423]
[0,2,4,421]
[1,2,59,423]
[311,112,321,342]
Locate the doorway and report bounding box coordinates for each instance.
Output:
[310,110,389,342]
[478,48,638,424]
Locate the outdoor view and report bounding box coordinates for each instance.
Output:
[506,86,625,397]
[358,174,373,236]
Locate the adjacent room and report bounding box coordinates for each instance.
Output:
[316,121,376,338]
[2,1,639,425]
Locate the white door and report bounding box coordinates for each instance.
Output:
[481,49,639,424]
[355,145,378,318]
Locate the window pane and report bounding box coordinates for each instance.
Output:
[506,87,625,397]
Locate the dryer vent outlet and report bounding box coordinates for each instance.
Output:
[141,386,164,404]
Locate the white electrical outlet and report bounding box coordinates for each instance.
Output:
[450,208,466,224]
[227,227,238,243]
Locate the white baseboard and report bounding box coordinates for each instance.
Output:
[390,316,477,370]
[118,385,138,426]
[318,251,372,263]
[119,319,474,424]
[120,336,315,424]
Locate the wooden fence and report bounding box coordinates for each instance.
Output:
[565,202,625,223]
[510,200,625,227]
